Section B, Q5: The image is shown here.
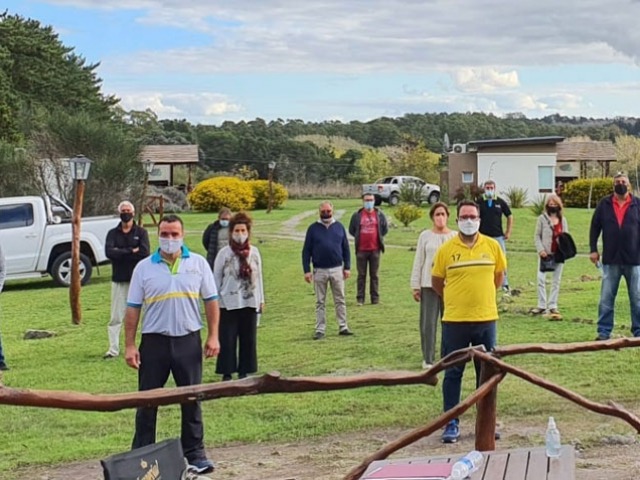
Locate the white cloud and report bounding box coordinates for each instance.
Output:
[118,92,242,118]
[453,68,520,93]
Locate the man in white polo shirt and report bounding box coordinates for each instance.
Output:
[124,214,220,475]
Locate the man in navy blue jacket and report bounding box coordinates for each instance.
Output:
[589,173,640,340]
[302,201,353,340]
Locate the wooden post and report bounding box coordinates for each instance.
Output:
[70,179,85,325]
[475,360,499,451]
[267,167,274,214]
[138,171,149,227]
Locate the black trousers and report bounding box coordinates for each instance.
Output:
[132,331,206,463]
[215,308,257,376]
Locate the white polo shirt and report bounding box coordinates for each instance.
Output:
[127,246,219,336]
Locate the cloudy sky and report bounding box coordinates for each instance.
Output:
[8,0,640,124]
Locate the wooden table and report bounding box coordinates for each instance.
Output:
[360,445,575,479]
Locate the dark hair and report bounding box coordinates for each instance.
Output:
[158,214,183,229]
[218,207,232,218]
[230,211,252,234]
[362,192,375,199]
[429,201,450,219]
[456,200,480,216]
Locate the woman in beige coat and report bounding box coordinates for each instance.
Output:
[531,194,568,318]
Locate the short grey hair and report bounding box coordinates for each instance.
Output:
[118,200,135,213]
[319,200,333,209]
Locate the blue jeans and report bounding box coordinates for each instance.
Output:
[493,236,508,287]
[597,264,640,337]
[441,321,497,416]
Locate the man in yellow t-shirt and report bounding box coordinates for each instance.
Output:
[431,200,507,444]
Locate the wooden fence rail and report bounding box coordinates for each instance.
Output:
[1,338,639,479]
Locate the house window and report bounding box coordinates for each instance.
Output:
[461,171,474,184]
[538,166,554,193]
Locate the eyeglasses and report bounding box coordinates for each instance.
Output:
[459,215,479,221]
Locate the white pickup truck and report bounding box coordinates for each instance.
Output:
[362,175,440,206]
[0,196,117,287]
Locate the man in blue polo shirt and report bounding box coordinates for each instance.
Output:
[124,214,220,475]
[302,201,353,340]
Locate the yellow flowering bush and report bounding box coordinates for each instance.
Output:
[188,176,256,212]
[249,180,289,209]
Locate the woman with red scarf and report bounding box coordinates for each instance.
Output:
[213,212,264,381]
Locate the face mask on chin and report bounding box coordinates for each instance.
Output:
[159,238,183,255]
[458,219,480,236]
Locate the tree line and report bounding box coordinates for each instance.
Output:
[1,11,639,214]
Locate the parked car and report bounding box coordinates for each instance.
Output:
[362,176,440,206]
[0,195,116,287]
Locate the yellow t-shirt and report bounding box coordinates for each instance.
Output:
[431,234,507,322]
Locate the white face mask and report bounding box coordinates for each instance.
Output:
[232,233,248,244]
[458,219,480,236]
[159,238,183,254]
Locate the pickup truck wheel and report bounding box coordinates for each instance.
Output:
[388,194,400,206]
[428,192,440,204]
[51,252,93,287]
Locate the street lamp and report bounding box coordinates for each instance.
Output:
[267,161,276,214]
[68,154,93,325]
[138,159,155,226]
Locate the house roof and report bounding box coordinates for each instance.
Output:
[140,145,199,164]
[556,141,616,162]
[468,136,565,148]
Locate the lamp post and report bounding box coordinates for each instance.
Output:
[68,154,92,325]
[267,161,276,214]
[138,159,155,226]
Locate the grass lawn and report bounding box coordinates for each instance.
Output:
[0,199,638,473]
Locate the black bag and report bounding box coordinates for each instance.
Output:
[101,438,186,480]
[555,232,577,262]
[540,256,557,272]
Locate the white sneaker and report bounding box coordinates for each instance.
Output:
[422,361,433,369]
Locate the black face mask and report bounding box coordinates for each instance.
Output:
[614,184,628,195]
[120,212,134,223]
[547,206,560,214]
[320,213,332,220]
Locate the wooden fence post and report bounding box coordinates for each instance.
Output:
[475,361,499,451]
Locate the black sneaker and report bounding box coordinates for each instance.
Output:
[338,328,354,336]
[313,331,325,340]
[188,458,215,474]
[0,362,8,371]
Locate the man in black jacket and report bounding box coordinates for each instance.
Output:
[348,194,388,305]
[202,207,232,271]
[104,201,150,359]
[590,173,640,340]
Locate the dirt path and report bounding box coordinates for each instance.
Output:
[27,424,640,480]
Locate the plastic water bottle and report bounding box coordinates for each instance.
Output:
[450,450,483,479]
[545,416,561,458]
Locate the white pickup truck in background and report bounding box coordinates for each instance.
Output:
[362,175,440,206]
[0,196,117,287]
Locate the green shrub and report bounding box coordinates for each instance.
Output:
[529,194,548,217]
[188,176,256,212]
[453,184,483,203]
[393,204,423,227]
[249,180,289,209]
[503,186,528,208]
[398,182,424,206]
[563,178,613,208]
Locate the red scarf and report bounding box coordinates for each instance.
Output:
[230,239,252,279]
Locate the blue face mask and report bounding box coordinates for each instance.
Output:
[485,189,494,198]
[219,219,229,228]
[364,201,375,210]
